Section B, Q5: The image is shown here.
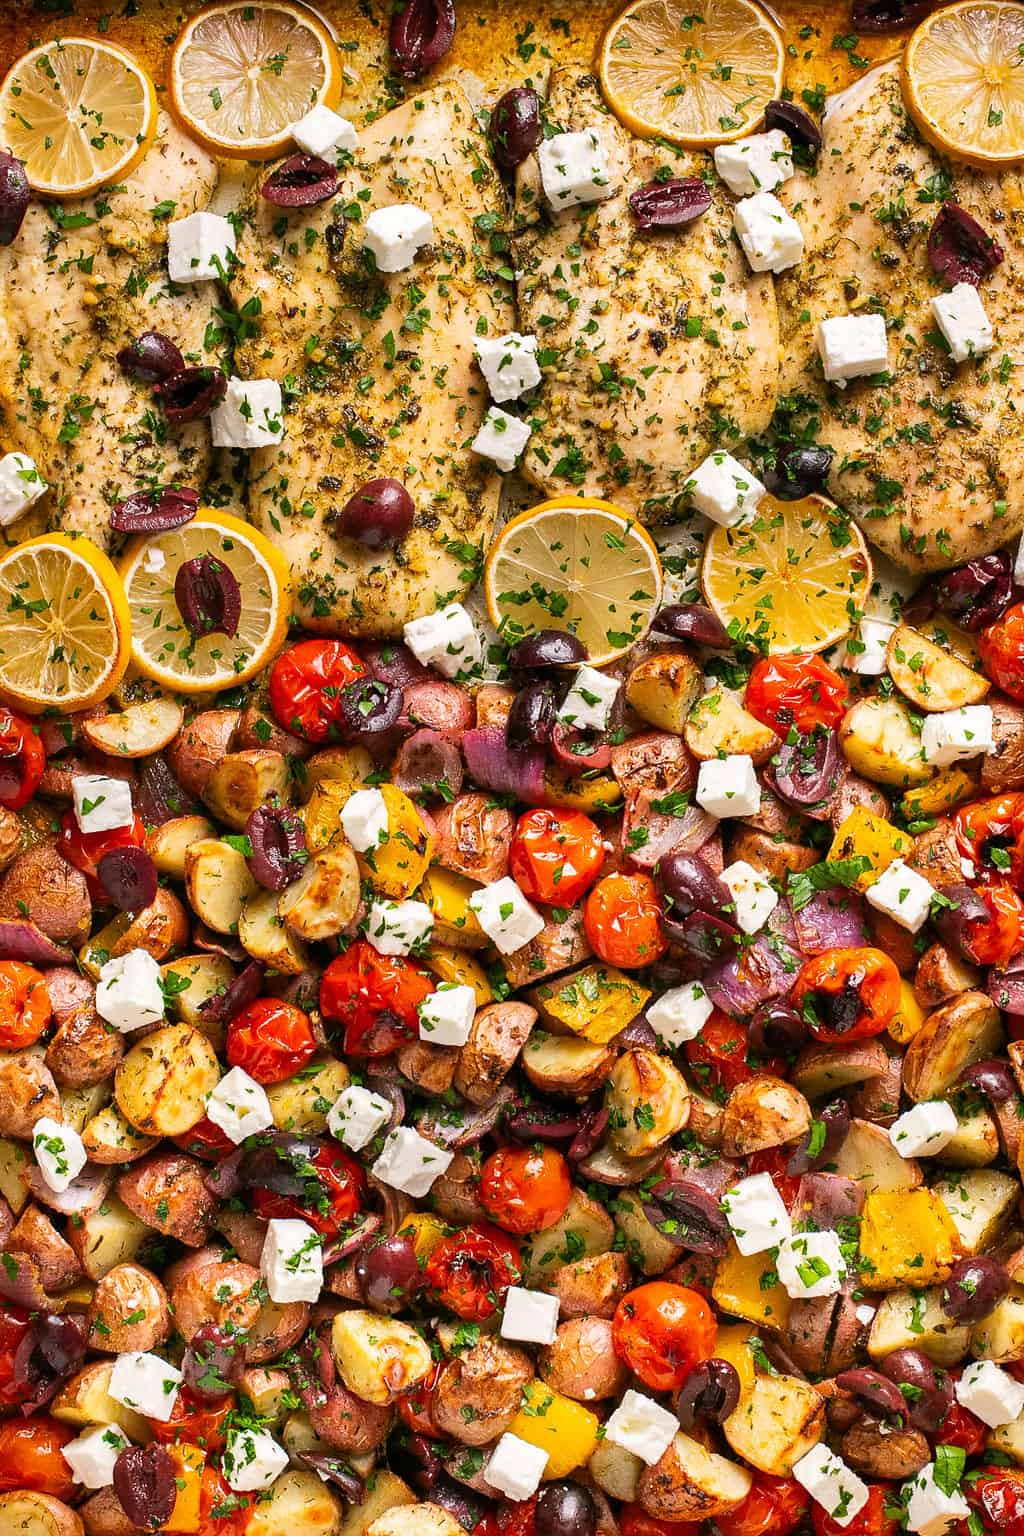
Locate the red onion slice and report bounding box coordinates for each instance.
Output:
[462,724,546,802]
[791,887,868,955]
[0,1253,50,1311]
[0,921,73,966]
[549,723,611,772]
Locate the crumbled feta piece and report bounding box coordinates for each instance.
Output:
[469,876,545,954]
[956,1359,1024,1427]
[0,451,46,527]
[33,1116,87,1194]
[142,546,166,575]
[372,1125,454,1198]
[211,377,284,449]
[476,331,541,404]
[206,1066,274,1145]
[501,1286,560,1346]
[604,1389,680,1466]
[889,1100,958,1159]
[817,313,889,386]
[793,1444,869,1528]
[108,1351,182,1422]
[96,949,165,1034]
[419,983,477,1047]
[537,129,613,209]
[62,1424,128,1489]
[261,1217,323,1304]
[328,1085,394,1151]
[931,281,993,364]
[722,1172,793,1256]
[291,103,357,158]
[921,705,994,767]
[362,203,433,273]
[686,450,766,528]
[556,665,620,732]
[646,981,713,1047]
[403,603,482,678]
[777,1230,847,1300]
[365,898,434,956]
[844,617,896,676]
[734,191,804,273]
[222,1426,290,1492]
[904,1462,970,1536]
[720,859,779,934]
[167,211,236,283]
[72,773,133,835]
[340,786,390,852]
[471,406,532,472]
[864,859,935,933]
[714,130,793,196]
[485,1432,549,1501]
[695,755,760,819]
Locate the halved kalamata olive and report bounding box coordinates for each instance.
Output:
[116,331,185,383]
[110,486,199,534]
[927,201,1005,286]
[247,803,307,892]
[852,0,936,30]
[764,99,823,153]
[32,1314,86,1377]
[262,153,339,207]
[767,728,840,809]
[175,555,241,640]
[490,87,542,172]
[97,846,159,913]
[200,958,265,1024]
[880,1348,953,1433]
[835,1368,907,1420]
[114,1445,177,1531]
[787,1098,850,1175]
[568,1105,610,1163]
[649,1180,730,1254]
[749,1001,808,1058]
[0,149,30,246]
[935,551,1013,632]
[629,177,712,232]
[657,850,730,917]
[155,366,227,424]
[674,1359,741,1427]
[339,677,403,739]
[355,1236,422,1312]
[182,1322,246,1400]
[431,1480,493,1533]
[508,681,556,751]
[652,603,731,648]
[535,1481,598,1536]
[507,630,589,669]
[959,1058,1016,1103]
[767,442,834,500]
[941,1255,1009,1324]
[389,0,456,79]
[507,1104,580,1142]
[336,477,415,549]
[297,1454,364,1503]
[391,1434,443,1492]
[549,722,611,772]
[932,882,990,961]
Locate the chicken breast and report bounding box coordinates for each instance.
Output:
[231,81,512,637]
[0,114,219,548]
[776,61,1024,572]
[514,70,778,520]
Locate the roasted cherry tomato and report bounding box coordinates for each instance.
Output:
[0,961,51,1050]
[479,1145,572,1235]
[424,1224,521,1321]
[0,1414,76,1499]
[965,882,1024,965]
[811,1483,900,1536]
[979,602,1024,701]
[320,940,434,1057]
[268,639,366,743]
[792,947,900,1042]
[745,653,848,736]
[0,708,44,810]
[509,807,605,907]
[685,1013,757,1095]
[715,1474,811,1536]
[173,1115,236,1160]
[58,808,145,892]
[196,1465,252,1536]
[747,1146,802,1213]
[941,1398,988,1456]
[583,871,667,970]
[954,793,1024,883]
[149,1387,233,1451]
[0,1306,32,1408]
[397,1360,441,1434]
[226,997,317,1084]
[620,1510,702,1536]
[612,1282,717,1393]
[966,1465,1024,1532]
[253,1141,366,1238]
[494,1501,538,1536]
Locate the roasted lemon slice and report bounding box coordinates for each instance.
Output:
[904,1,1024,167]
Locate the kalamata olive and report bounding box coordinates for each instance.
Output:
[835,1368,907,1420]
[507,1104,581,1142]
[767,443,834,500]
[767,728,841,809]
[787,1098,850,1175]
[960,1058,1017,1103]
[852,0,936,30]
[508,681,556,751]
[336,477,415,549]
[390,1434,442,1492]
[490,87,542,172]
[928,201,1005,286]
[114,1445,177,1531]
[629,177,712,232]
[935,551,1013,632]
[507,629,589,669]
[764,99,823,152]
[262,153,339,207]
[941,1256,1009,1324]
[117,330,185,384]
[97,846,159,912]
[0,148,30,246]
[200,958,265,1024]
[175,555,241,641]
[339,677,403,739]
[567,1105,610,1163]
[663,908,741,965]
[749,1001,808,1058]
[182,1322,245,1400]
[932,882,990,962]
[110,486,200,534]
[239,1134,325,1198]
[31,1314,86,1377]
[649,1179,730,1254]
[246,803,307,892]
[674,1359,741,1427]
[657,850,730,917]
[297,1453,364,1502]
[652,603,732,648]
[155,366,227,424]
[355,1236,422,1313]
[389,0,455,79]
[431,1479,493,1532]
[535,1481,598,1536]
[880,1348,953,1433]
[549,723,611,772]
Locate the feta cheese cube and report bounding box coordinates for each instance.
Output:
[695,755,760,819]
[501,1286,560,1346]
[33,1116,87,1194]
[686,450,766,528]
[721,859,779,934]
[844,617,896,676]
[222,1426,290,1492]
[817,313,889,386]
[604,1389,680,1466]
[328,1084,393,1151]
[733,192,804,273]
[485,1431,549,1501]
[291,103,357,158]
[362,203,433,273]
[793,1444,869,1528]
[904,1462,970,1536]
[365,898,434,956]
[471,406,531,472]
[469,876,545,954]
[714,130,793,196]
[261,1217,323,1304]
[722,1172,793,1256]
[206,1066,274,1145]
[372,1125,454,1198]
[864,859,935,933]
[96,949,165,1034]
[0,451,46,528]
[211,377,284,449]
[889,1100,958,1159]
[557,665,620,732]
[167,211,236,283]
[931,281,993,364]
[956,1359,1024,1427]
[72,773,133,835]
[777,1229,847,1300]
[418,983,477,1046]
[403,603,482,678]
[476,331,541,404]
[538,129,613,210]
[62,1424,128,1489]
[921,705,994,767]
[108,1351,182,1422]
[646,981,713,1047]
[340,786,389,853]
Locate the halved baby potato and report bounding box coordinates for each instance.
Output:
[839,695,933,787]
[82,697,184,758]
[115,1022,221,1137]
[886,624,989,712]
[278,843,360,942]
[204,750,291,830]
[239,889,309,973]
[185,838,257,934]
[685,690,779,764]
[607,1047,690,1156]
[146,815,216,880]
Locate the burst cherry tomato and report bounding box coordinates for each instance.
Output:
[716,1475,810,1536]
[745,654,848,736]
[197,1465,252,1536]
[58,808,145,894]
[479,1145,571,1235]
[685,1013,758,1095]
[620,1509,702,1536]
[494,1502,537,1536]
[612,1282,717,1393]
[173,1116,236,1160]
[583,871,667,969]
[0,961,51,1050]
[812,1483,900,1536]
[149,1387,233,1451]
[226,998,316,1084]
[0,1414,76,1499]
[979,602,1024,701]
[424,1224,521,1321]
[966,882,1024,965]
[941,1398,988,1456]
[792,947,900,1042]
[954,793,1024,883]
[268,639,366,743]
[320,940,434,1057]
[747,1147,802,1213]
[509,807,605,907]
[966,1466,1024,1532]
[0,1306,32,1408]
[252,1140,366,1238]
[0,708,44,810]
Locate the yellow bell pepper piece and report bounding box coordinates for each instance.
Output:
[360,783,434,898]
[712,1243,792,1331]
[889,979,927,1045]
[302,779,348,853]
[859,1190,961,1289]
[397,1212,449,1264]
[162,1444,205,1533]
[543,766,622,813]
[418,867,488,950]
[509,1381,600,1477]
[901,768,977,820]
[529,963,650,1045]
[425,948,493,1006]
[829,807,912,891]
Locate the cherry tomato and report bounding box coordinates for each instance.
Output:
[620,1509,702,1536]
[196,1465,252,1536]
[425,1224,521,1321]
[226,998,317,1084]
[0,961,51,1050]
[509,808,604,907]
[613,1282,717,1393]
[812,1484,900,1536]
[792,947,900,1043]
[479,1145,572,1235]
[58,808,145,894]
[583,871,667,970]
[268,639,366,743]
[979,602,1024,700]
[966,882,1024,965]
[0,1306,32,1408]
[941,1398,988,1456]
[253,1141,366,1238]
[715,1474,811,1536]
[954,793,1024,884]
[397,1361,441,1434]
[0,708,44,810]
[173,1116,237,1160]
[966,1466,1024,1532]
[746,654,848,736]
[685,1013,757,1095]
[150,1388,233,1451]
[494,1502,537,1536]
[747,1147,802,1213]
[320,940,434,1057]
[0,1414,76,1499]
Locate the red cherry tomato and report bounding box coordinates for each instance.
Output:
[494,1501,537,1536]
[58,808,145,893]
[966,1466,1024,1533]
[173,1116,237,1160]
[0,961,51,1050]
[715,1475,811,1536]
[226,997,317,1084]
[196,1465,252,1536]
[966,882,1024,965]
[320,940,434,1057]
[0,708,44,810]
[424,1224,521,1321]
[685,1012,756,1095]
[941,1398,988,1456]
[620,1509,702,1536]
[747,1147,802,1213]
[979,602,1024,701]
[149,1387,233,1451]
[268,639,366,743]
[0,1306,32,1408]
[509,808,605,907]
[792,947,900,1043]
[479,1145,572,1235]
[583,871,667,969]
[252,1141,366,1238]
[812,1484,901,1536]
[0,1414,76,1499]
[954,793,1024,885]
[746,654,848,736]
[612,1282,717,1393]
[397,1362,442,1434]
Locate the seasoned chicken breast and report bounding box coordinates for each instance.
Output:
[776,60,1024,572]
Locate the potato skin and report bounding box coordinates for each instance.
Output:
[116,1151,218,1247]
[87,1262,170,1353]
[7,1204,82,1292]
[545,1252,632,1319]
[0,1490,85,1536]
[454,1001,537,1107]
[432,794,515,884]
[309,1379,394,1453]
[44,967,95,1025]
[0,1050,62,1137]
[166,709,240,798]
[80,1486,136,1536]
[431,1336,534,1446]
[170,1261,262,1342]
[0,844,91,941]
[539,1317,629,1402]
[46,1007,124,1089]
[245,1299,310,1364]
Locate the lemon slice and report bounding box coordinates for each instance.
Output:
[904,1,1024,166]
[119,511,291,693]
[599,0,785,145]
[170,2,342,159]
[0,38,157,197]
[0,534,131,713]
[701,495,873,655]
[484,496,663,666]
